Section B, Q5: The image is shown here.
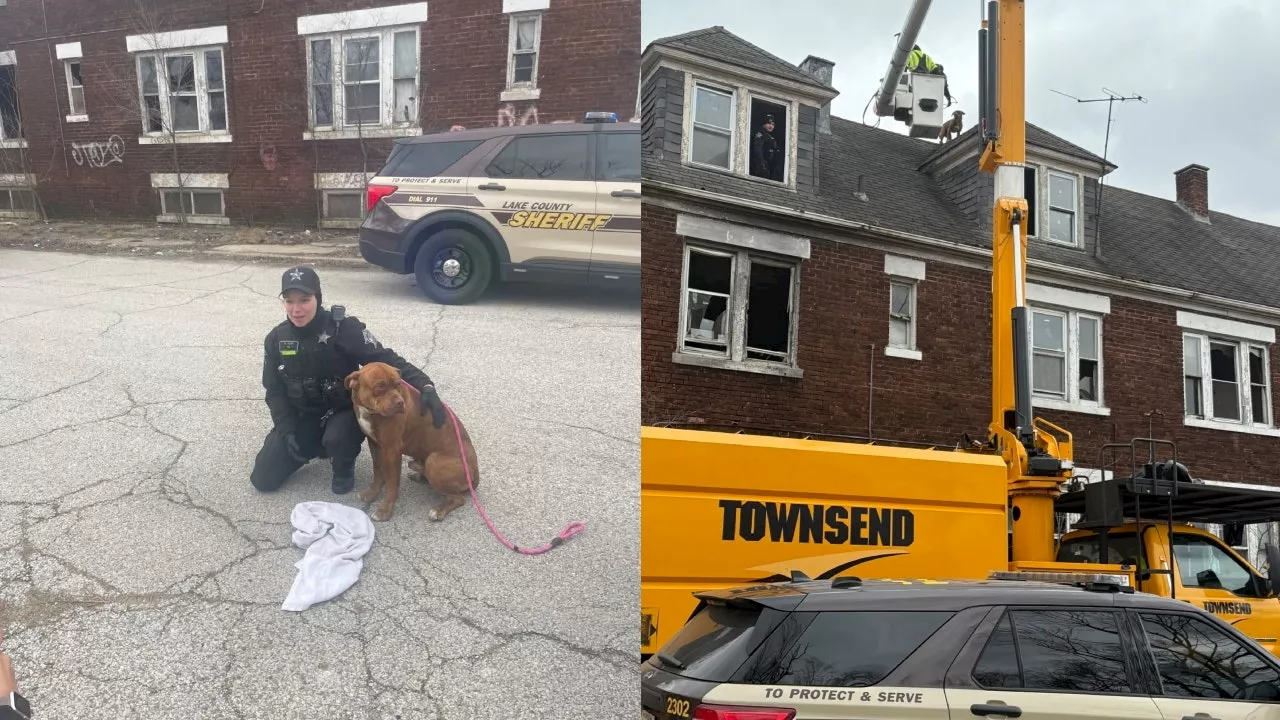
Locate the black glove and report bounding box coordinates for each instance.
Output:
[285,432,309,463]
[418,384,445,429]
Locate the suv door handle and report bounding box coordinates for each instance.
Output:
[478,183,505,191]
[971,704,1021,718]
[610,189,641,198]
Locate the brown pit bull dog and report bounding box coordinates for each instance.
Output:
[344,361,480,522]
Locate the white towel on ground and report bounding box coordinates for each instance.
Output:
[282,501,375,612]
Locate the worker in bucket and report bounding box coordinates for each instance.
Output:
[906,44,954,106]
[250,266,445,495]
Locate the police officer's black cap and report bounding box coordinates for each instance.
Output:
[281,266,321,297]
[764,114,774,124]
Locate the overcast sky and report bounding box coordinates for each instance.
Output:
[641,0,1280,225]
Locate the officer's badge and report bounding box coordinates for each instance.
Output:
[362,329,381,348]
[279,340,299,356]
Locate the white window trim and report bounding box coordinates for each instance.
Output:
[501,11,542,102]
[674,242,804,378]
[681,73,800,189]
[686,79,736,174]
[1027,303,1109,415]
[673,213,809,378]
[0,50,26,148]
[743,89,796,188]
[1044,169,1082,247]
[131,42,231,143]
[297,5,426,140]
[64,59,87,122]
[883,253,926,361]
[151,172,229,225]
[1182,332,1276,436]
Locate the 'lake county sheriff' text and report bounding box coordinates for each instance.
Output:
[719,500,915,546]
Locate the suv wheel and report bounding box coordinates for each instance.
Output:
[412,228,494,305]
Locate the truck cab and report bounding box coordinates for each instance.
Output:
[1053,463,1280,657]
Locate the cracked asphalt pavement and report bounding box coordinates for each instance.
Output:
[0,248,640,719]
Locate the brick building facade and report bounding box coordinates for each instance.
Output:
[641,27,1280,504]
[0,0,639,225]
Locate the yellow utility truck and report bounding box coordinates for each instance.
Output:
[639,0,1280,658]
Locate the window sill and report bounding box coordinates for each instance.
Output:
[1184,416,1280,438]
[884,346,922,361]
[672,350,803,378]
[304,126,422,141]
[319,218,363,229]
[156,214,229,226]
[0,139,28,149]
[66,114,89,123]
[139,133,233,145]
[500,86,541,102]
[1033,396,1111,416]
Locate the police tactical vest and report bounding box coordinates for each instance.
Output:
[275,306,354,413]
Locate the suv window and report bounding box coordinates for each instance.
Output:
[1058,532,1146,568]
[383,139,483,178]
[486,134,591,181]
[598,132,640,181]
[972,609,1133,694]
[655,603,779,683]
[1139,612,1280,700]
[755,610,953,687]
[1172,533,1265,597]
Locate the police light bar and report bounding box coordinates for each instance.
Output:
[989,570,1131,587]
[585,112,618,123]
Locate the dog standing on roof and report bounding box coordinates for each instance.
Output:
[938,109,965,144]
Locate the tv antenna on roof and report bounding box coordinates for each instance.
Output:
[1049,87,1148,260]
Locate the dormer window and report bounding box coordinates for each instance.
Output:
[1023,163,1084,248]
[1047,171,1078,245]
[684,74,798,188]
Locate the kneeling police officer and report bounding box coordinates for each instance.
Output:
[251,266,445,494]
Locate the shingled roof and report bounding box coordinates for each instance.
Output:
[643,32,1280,311]
[649,26,832,90]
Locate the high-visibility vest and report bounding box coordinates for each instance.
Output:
[907,48,937,73]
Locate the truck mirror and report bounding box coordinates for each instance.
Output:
[1265,544,1280,599]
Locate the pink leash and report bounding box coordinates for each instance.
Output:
[404,380,585,555]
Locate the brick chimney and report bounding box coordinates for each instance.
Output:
[799,55,834,134]
[1175,164,1210,220]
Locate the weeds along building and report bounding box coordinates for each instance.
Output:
[0,0,639,226]
[640,26,1280,559]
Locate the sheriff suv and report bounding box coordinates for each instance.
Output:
[358,112,640,305]
[641,571,1280,720]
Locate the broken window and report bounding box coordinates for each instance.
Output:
[748,97,786,183]
[0,64,20,140]
[66,60,86,116]
[888,280,916,349]
[1078,315,1099,402]
[678,243,801,368]
[745,261,793,362]
[1210,341,1240,422]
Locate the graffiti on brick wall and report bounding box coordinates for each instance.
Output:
[70,135,124,168]
[497,103,539,126]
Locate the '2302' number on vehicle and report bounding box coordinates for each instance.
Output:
[666,696,691,717]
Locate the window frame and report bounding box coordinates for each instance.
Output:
[745,90,792,186]
[688,80,736,173]
[1028,305,1105,410]
[675,242,802,376]
[304,24,421,133]
[158,187,225,220]
[887,278,918,352]
[1183,331,1273,429]
[505,11,542,91]
[1045,170,1079,246]
[133,45,228,139]
[321,189,365,222]
[1132,608,1280,701]
[64,59,87,120]
[0,57,22,143]
[967,606,1146,697]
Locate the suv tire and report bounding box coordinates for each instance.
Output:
[412,228,495,305]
